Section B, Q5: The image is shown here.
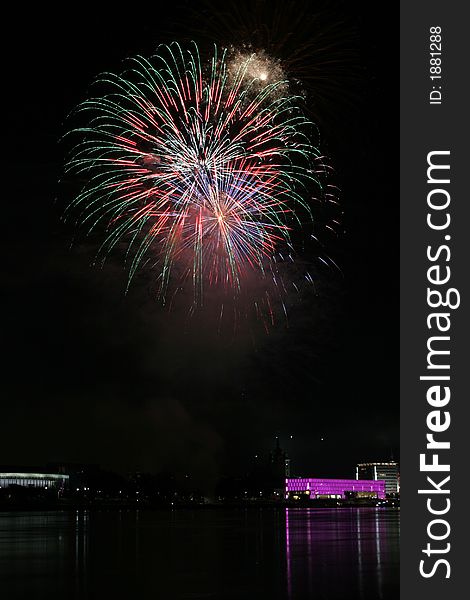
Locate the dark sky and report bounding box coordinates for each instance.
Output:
[2,2,398,489]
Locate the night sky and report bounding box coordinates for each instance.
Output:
[2,2,398,490]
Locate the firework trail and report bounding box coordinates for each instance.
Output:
[65,42,328,313]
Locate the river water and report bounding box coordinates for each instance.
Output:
[0,507,399,599]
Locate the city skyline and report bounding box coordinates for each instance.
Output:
[2,2,398,491]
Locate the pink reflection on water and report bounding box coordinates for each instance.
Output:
[285,507,398,599]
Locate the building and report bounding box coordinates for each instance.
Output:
[285,477,386,500]
[0,470,69,490]
[356,462,399,496]
[270,438,290,480]
[284,458,291,478]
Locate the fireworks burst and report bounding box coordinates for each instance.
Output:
[175,0,359,125]
[226,48,286,94]
[64,42,330,315]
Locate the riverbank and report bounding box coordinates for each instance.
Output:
[0,497,399,511]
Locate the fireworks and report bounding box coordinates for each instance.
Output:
[65,42,327,310]
[226,48,286,92]
[176,0,359,126]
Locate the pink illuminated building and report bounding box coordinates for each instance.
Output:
[285,477,386,500]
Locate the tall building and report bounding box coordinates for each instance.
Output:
[356,462,399,496]
[284,457,291,478]
[270,437,290,481]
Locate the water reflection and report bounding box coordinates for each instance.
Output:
[0,508,399,599]
[75,510,89,598]
[285,507,399,600]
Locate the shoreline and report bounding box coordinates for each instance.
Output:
[0,498,400,512]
